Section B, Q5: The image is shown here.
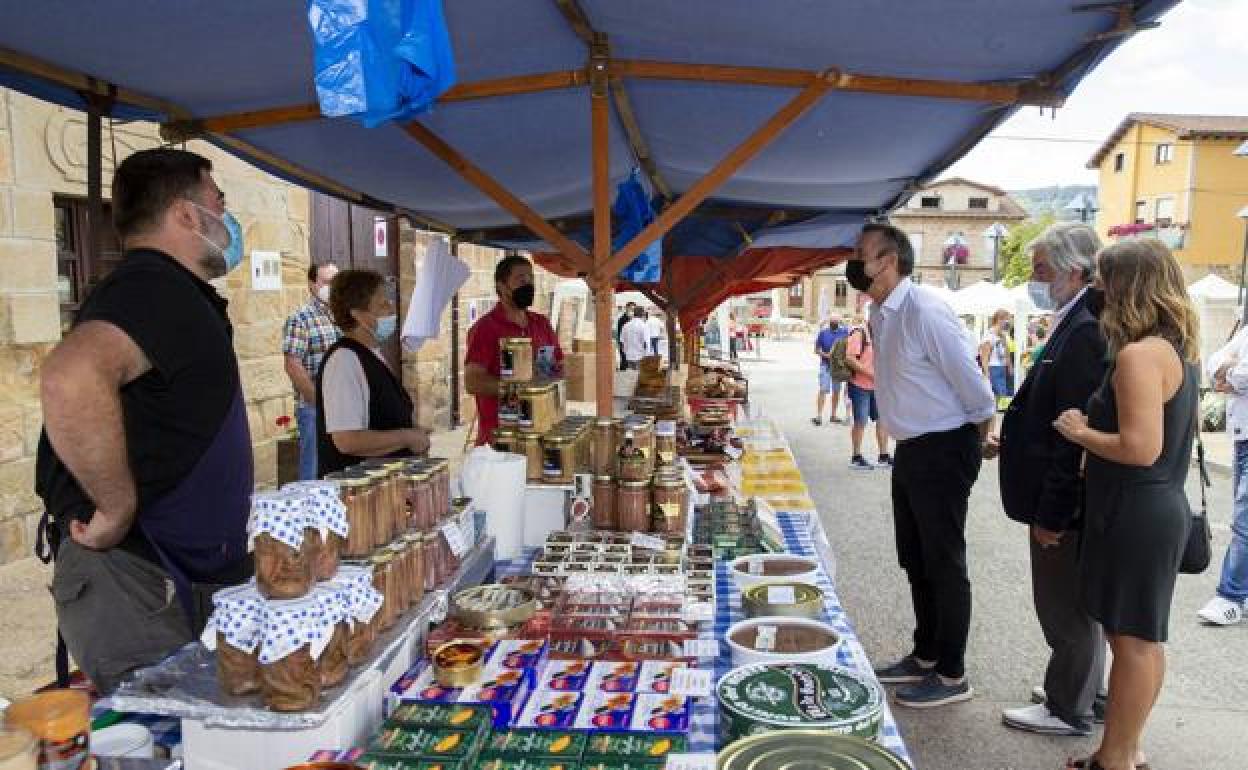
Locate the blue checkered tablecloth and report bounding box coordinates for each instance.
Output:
[497,511,913,767]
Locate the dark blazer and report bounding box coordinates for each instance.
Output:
[999,289,1108,532]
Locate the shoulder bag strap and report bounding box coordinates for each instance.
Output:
[1195,431,1210,519]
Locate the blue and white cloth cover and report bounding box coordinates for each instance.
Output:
[200,582,265,654]
[283,480,350,540]
[248,490,313,551]
[258,595,336,664]
[328,564,383,627]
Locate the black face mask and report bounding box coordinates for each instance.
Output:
[512,284,535,309]
[828,321,840,331]
[845,260,873,292]
[1084,287,1105,317]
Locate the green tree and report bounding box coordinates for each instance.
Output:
[999,215,1056,287]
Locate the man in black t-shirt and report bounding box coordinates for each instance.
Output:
[36,148,253,692]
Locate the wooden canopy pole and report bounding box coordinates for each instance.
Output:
[402,121,591,271]
[588,37,616,418]
[602,75,833,277]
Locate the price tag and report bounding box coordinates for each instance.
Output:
[682,638,719,659]
[630,532,666,551]
[441,520,469,558]
[755,624,777,651]
[669,667,713,698]
[682,601,714,623]
[666,754,717,770]
[767,585,797,605]
[723,445,743,460]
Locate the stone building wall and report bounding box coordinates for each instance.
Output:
[0,88,309,565]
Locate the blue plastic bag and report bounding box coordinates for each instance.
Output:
[308,0,456,127]
[613,170,662,284]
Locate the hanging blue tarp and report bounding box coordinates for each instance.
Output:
[613,169,661,283]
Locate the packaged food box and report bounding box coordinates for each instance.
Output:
[547,636,611,661]
[391,661,532,728]
[579,761,665,770]
[537,659,592,691]
[358,754,469,770]
[573,691,636,731]
[514,689,583,729]
[479,728,586,760]
[475,759,580,770]
[629,694,690,732]
[386,703,492,732]
[368,726,479,759]
[635,661,686,694]
[583,732,687,760]
[585,661,639,693]
[613,638,690,663]
[622,618,696,639]
[550,616,619,639]
[489,639,547,671]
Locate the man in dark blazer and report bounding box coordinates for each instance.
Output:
[986,223,1108,736]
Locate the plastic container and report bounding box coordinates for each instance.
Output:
[725,616,841,666]
[91,723,155,759]
[730,554,821,591]
[4,690,90,770]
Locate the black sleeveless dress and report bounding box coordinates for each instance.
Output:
[1080,343,1197,643]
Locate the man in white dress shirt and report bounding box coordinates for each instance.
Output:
[846,222,996,708]
[620,306,652,369]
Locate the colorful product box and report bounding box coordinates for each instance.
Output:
[392,661,532,729]
[386,703,492,733]
[635,661,686,694]
[489,639,548,671]
[368,726,479,759]
[572,691,636,731]
[475,759,579,770]
[514,689,583,729]
[479,729,586,759]
[358,755,468,770]
[537,659,593,691]
[583,732,687,760]
[629,694,690,733]
[579,762,666,770]
[585,661,639,693]
[546,636,611,661]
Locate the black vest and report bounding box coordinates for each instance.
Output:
[316,337,414,477]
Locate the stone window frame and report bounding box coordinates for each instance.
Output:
[54,195,122,333]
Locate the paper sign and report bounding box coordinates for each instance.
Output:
[631,532,666,551]
[666,754,717,770]
[767,585,797,605]
[682,639,719,659]
[755,625,777,652]
[669,667,713,698]
[441,520,469,558]
[682,602,714,623]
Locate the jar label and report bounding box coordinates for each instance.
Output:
[35,731,89,770]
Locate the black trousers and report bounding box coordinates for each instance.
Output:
[892,423,982,679]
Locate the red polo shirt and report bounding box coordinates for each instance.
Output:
[466,303,563,444]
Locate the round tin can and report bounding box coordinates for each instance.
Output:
[432,639,486,687]
[716,662,883,743]
[717,730,908,770]
[741,581,824,619]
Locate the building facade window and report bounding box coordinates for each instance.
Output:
[787,281,803,308]
[834,280,848,307]
[907,232,924,263]
[1134,200,1148,225]
[919,196,941,209]
[967,197,989,210]
[1113,152,1125,172]
[1155,197,1175,228]
[55,197,122,333]
[1155,143,1174,164]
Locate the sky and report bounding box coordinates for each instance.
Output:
[943,0,1247,190]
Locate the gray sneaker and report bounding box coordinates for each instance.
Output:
[873,656,934,684]
[895,672,974,708]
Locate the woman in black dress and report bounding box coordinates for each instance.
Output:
[1054,240,1200,770]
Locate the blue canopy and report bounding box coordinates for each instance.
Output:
[0,1,1179,258]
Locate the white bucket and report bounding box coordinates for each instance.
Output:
[91,724,154,758]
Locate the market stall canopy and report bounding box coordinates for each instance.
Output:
[1188,273,1240,301]
[0,0,1180,262]
[950,280,1018,316]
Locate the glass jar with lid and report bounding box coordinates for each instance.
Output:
[422,532,442,592]
[404,468,436,532]
[651,472,687,534]
[592,418,618,476]
[498,382,522,427]
[519,433,544,482]
[499,336,534,382]
[404,532,426,606]
[592,476,616,530]
[617,430,649,482]
[654,420,677,464]
[431,459,451,518]
[369,551,397,631]
[542,433,577,484]
[331,472,376,558]
[492,427,518,454]
[518,382,558,434]
[617,479,652,532]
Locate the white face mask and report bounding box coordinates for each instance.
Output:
[1027,281,1055,311]
[316,285,330,303]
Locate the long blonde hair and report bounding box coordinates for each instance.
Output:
[1096,239,1199,363]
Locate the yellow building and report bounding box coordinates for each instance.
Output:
[1088,113,1248,278]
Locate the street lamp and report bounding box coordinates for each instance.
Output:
[943,233,968,290]
[1064,192,1098,224]
[982,222,1009,283]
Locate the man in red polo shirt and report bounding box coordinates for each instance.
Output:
[466,255,563,444]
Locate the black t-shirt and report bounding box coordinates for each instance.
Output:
[35,249,240,563]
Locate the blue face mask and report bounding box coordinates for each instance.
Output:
[188,200,244,274]
[375,314,398,342]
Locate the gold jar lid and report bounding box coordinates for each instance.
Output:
[518,433,543,444]
[500,336,532,348]
[543,434,574,446]
[370,551,395,566]
[518,382,555,395]
[493,427,517,438]
[652,475,685,488]
[593,475,615,483]
[331,471,372,488]
[619,479,651,488]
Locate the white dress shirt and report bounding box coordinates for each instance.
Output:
[646,315,665,340]
[1208,324,1248,442]
[869,278,996,441]
[620,317,651,362]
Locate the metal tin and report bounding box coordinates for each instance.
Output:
[717,730,909,770]
[741,581,825,619]
[716,662,883,743]
[451,584,538,630]
[432,639,486,688]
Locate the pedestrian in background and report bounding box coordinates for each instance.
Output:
[1054,239,1200,770]
[844,320,891,470]
[282,261,340,480]
[990,222,1108,736]
[980,308,1013,408]
[847,223,995,708]
[620,306,651,369]
[1196,321,1248,625]
[813,314,849,425]
[616,301,636,371]
[647,310,666,357]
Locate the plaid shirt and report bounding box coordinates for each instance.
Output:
[282,298,341,404]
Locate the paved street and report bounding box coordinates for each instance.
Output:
[738,334,1248,770]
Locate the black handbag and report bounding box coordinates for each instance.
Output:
[1180,436,1213,575]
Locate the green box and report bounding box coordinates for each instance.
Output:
[580,761,666,770]
[584,732,686,760]
[388,703,492,733]
[480,729,586,760]
[475,759,581,770]
[369,726,480,759]
[358,755,468,770]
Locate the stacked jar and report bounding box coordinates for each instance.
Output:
[248,492,316,600]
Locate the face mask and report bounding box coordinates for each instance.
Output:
[188,200,244,275]
[845,259,873,292]
[512,284,535,309]
[1027,281,1055,311]
[374,314,397,342]
[317,285,331,303]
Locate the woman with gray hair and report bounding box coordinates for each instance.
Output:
[988,221,1111,737]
